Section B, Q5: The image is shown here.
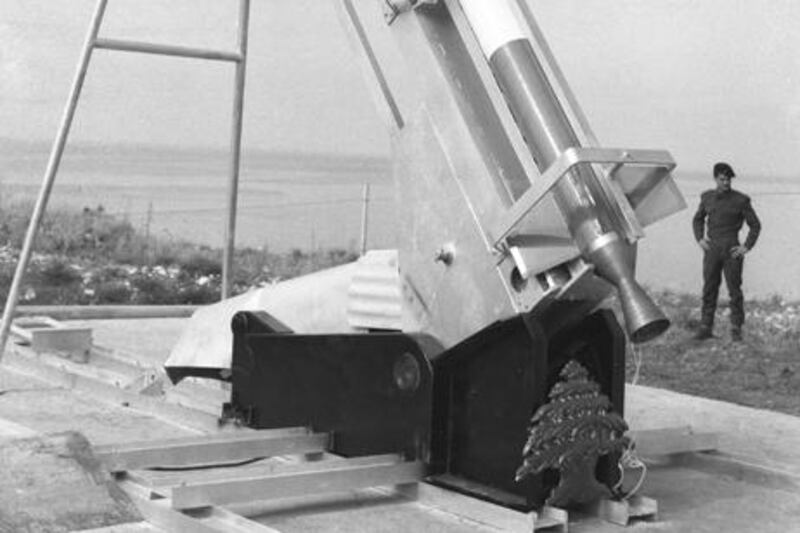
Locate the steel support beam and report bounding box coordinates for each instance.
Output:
[170,459,425,509]
[94,38,242,62]
[95,428,326,472]
[221,0,251,299]
[0,0,110,364]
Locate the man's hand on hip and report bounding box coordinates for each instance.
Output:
[730,245,749,258]
[697,238,711,252]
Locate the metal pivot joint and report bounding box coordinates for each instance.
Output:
[383,0,439,24]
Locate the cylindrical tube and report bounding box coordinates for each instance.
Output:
[458,0,668,342]
[460,0,617,250]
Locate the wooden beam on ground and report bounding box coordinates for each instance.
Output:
[3,346,220,433]
[14,305,198,320]
[10,316,92,360]
[128,453,403,489]
[588,495,658,526]
[95,428,326,471]
[170,459,426,510]
[393,482,568,532]
[164,379,231,415]
[630,426,719,457]
[119,480,279,533]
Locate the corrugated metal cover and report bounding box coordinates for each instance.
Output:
[347,249,403,330]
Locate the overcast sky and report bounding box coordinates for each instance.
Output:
[2,0,799,177]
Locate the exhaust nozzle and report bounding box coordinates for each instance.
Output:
[588,235,669,343]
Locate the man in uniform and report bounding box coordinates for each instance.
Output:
[692,162,761,341]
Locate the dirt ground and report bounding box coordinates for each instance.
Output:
[625,291,800,416]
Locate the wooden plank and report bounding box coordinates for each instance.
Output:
[9,344,135,386]
[171,460,426,509]
[185,504,281,533]
[163,387,226,416]
[95,429,325,471]
[11,316,92,360]
[630,426,719,457]
[589,495,658,526]
[394,482,568,532]
[119,480,277,533]
[164,379,231,415]
[3,347,221,433]
[30,326,92,358]
[5,341,223,424]
[14,305,198,320]
[128,454,403,489]
[89,345,158,380]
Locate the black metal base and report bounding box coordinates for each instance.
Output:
[228,311,437,460]
[226,308,625,511]
[428,309,626,510]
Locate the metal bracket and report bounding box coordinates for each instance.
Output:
[383,0,439,24]
[491,147,676,247]
[219,401,254,427]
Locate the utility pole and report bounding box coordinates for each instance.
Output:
[359,182,370,256]
[143,201,153,265]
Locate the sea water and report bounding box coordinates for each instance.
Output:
[2,143,798,300]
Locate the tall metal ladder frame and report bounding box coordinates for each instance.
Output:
[0,0,251,361]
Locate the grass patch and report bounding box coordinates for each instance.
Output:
[627,290,800,417]
[0,203,357,305]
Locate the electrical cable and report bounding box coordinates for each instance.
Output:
[614,439,648,500]
[630,340,643,386]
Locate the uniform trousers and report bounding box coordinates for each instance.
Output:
[701,241,744,330]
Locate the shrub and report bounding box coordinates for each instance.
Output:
[38,258,82,286]
[130,274,177,305]
[93,281,133,304]
[0,203,361,306]
[178,251,222,277]
[178,283,220,304]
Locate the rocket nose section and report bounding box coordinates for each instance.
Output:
[588,235,670,343]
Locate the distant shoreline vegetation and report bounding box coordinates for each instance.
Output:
[0,202,358,306]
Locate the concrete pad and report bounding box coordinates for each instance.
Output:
[626,384,800,475]
[0,432,142,532]
[4,318,800,531]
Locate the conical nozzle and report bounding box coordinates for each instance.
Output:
[587,235,670,343]
[616,278,670,343]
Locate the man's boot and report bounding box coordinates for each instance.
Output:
[693,326,713,340]
[731,328,743,342]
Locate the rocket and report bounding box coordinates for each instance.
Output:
[458,0,669,342]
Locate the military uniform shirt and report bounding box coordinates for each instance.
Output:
[692,189,761,250]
